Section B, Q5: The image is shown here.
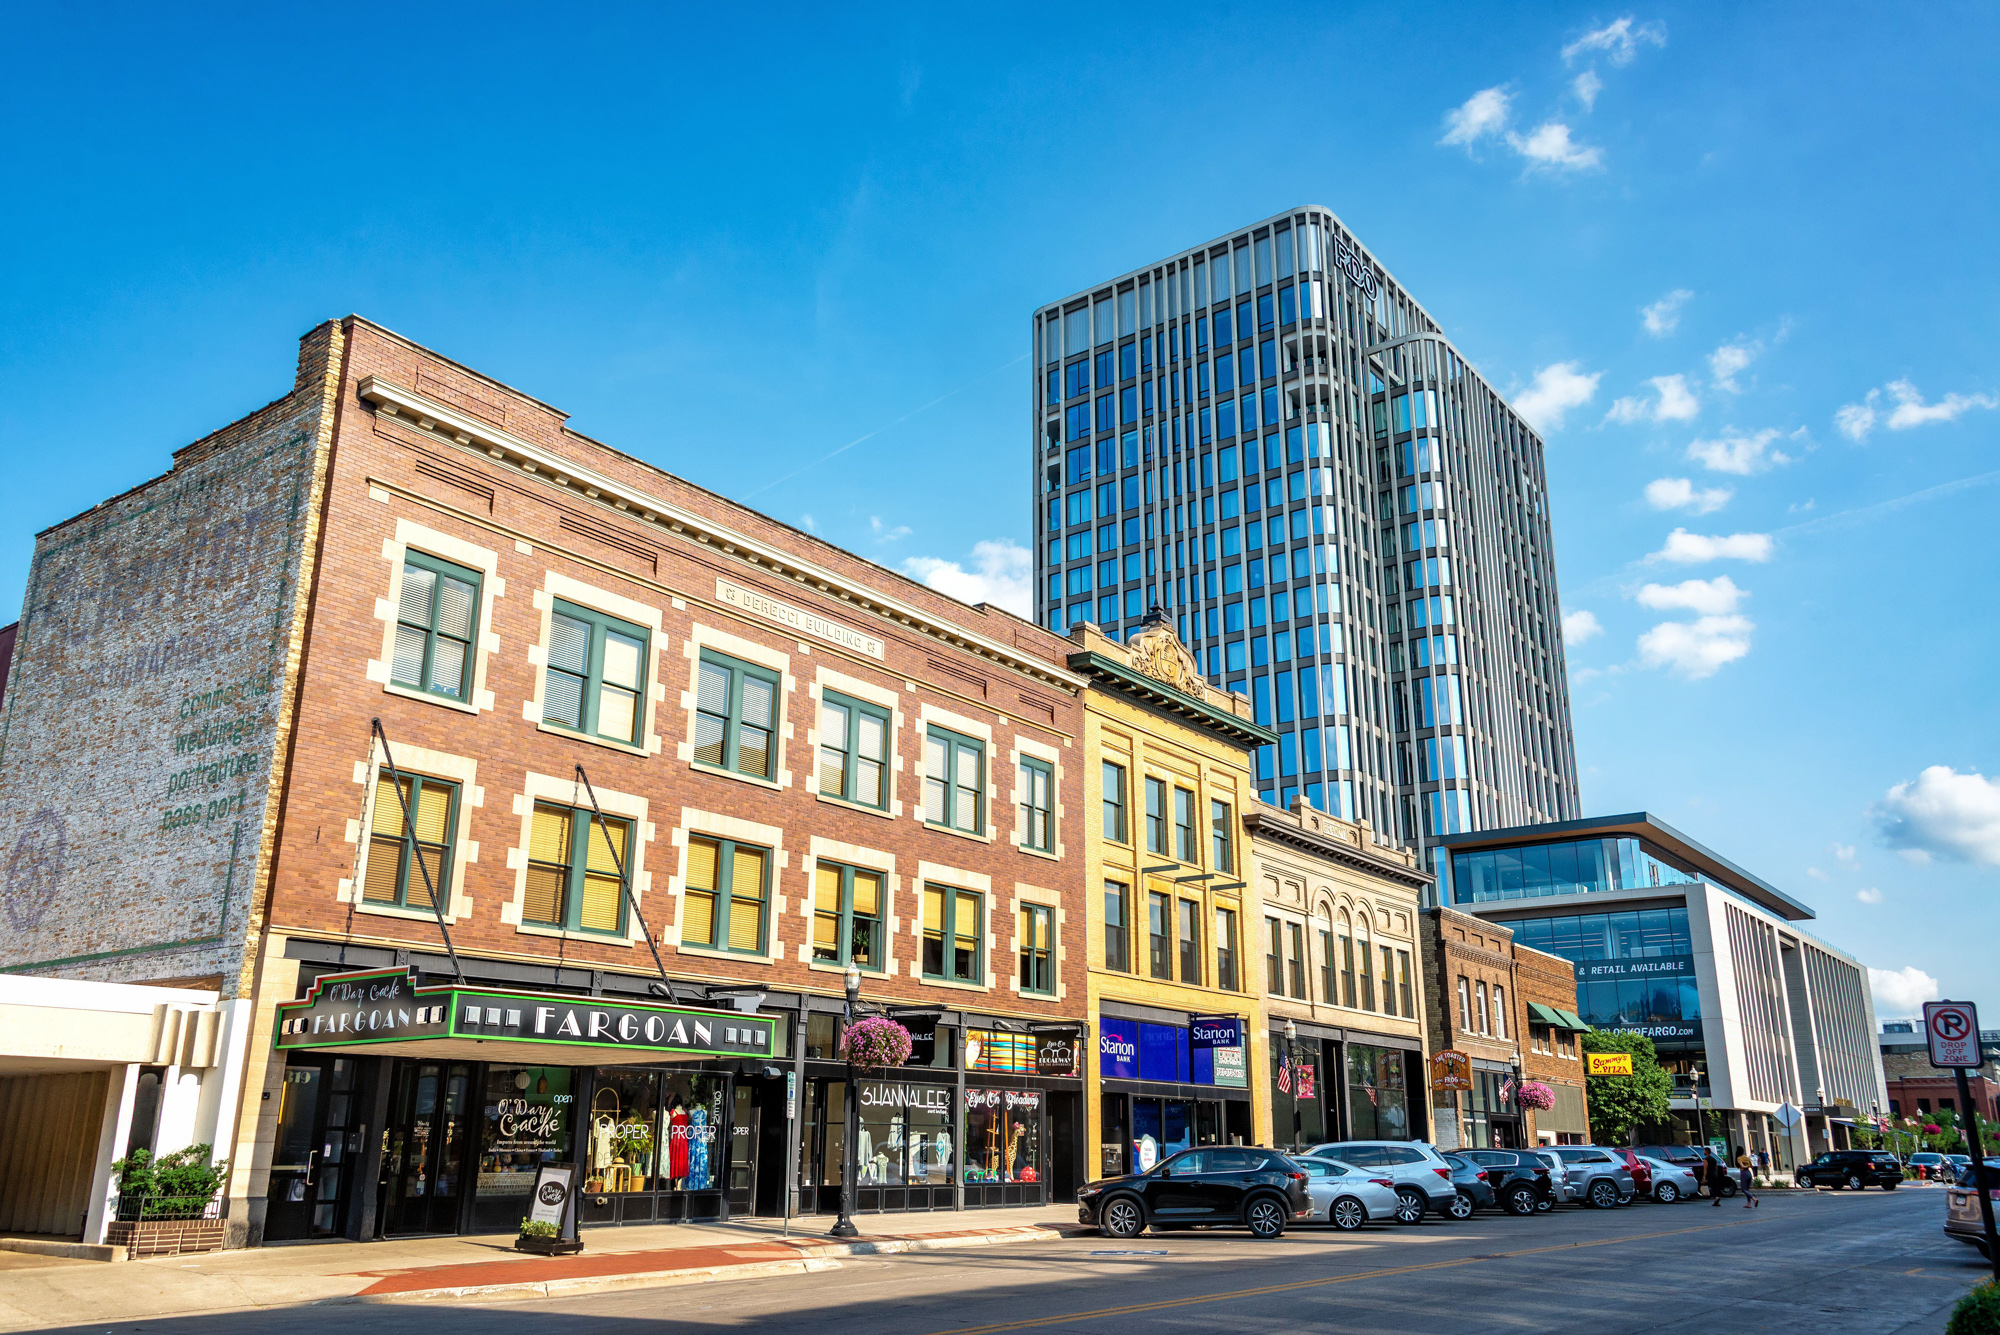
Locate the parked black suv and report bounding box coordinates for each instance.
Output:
[1795,1149,1903,1191]
[1078,1146,1314,1239]
[1456,1148,1557,1215]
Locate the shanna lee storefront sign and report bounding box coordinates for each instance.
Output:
[275,967,776,1060]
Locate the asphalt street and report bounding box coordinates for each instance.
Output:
[36,1186,1991,1335]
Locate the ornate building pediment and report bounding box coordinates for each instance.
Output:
[1125,614,1206,700]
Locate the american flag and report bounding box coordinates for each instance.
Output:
[1277,1054,1293,1095]
[1500,1075,1517,1104]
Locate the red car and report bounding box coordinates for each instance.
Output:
[1609,1148,1652,1195]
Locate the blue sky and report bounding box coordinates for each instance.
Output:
[2,4,1994,1019]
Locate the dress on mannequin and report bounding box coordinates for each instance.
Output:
[688,1103,710,1190]
[668,1103,691,1180]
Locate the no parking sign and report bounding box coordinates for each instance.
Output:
[1924,999,1980,1069]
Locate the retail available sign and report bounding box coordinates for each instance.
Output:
[275,967,775,1060]
[1925,999,1981,1069]
[1576,956,1694,983]
[1587,1052,1635,1077]
[1430,1049,1472,1091]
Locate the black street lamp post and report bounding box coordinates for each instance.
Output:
[830,963,862,1239]
[1283,1018,1302,1150]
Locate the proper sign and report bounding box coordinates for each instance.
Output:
[1924,1000,1981,1069]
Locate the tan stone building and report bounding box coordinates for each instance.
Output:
[1246,801,1430,1151]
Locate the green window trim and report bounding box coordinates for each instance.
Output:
[1019,757,1054,853]
[1018,903,1055,995]
[1210,799,1235,873]
[1102,762,1127,843]
[391,551,482,702]
[362,773,458,911]
[681,834,772,955]
[921,882,984,982]
[523,801,632,937]
[694,650,781,779]
[817,691,890,808]
[812,859,885,972]
[543,599,649,746]
[924,727,985,834]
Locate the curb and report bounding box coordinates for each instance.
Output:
[330,1225,1066,1306]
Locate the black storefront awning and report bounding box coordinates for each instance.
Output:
[275,967,777,1066]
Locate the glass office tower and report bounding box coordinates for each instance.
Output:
[1031,207,1579,879]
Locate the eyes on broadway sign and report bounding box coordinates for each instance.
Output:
[274,967,775,1060]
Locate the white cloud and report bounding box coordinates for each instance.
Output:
[1637,614,1754,678]
[1834,842,1859,867]
[1513,361,1600,431]
[1836,379,2000,441]
[1805,866,1828,881]
[1562,609,1603,644]
[1872,766,2000,866]
[1855,887,1883,905]
[1562,16,1668,66]
[1644,477,1732,514]
[1868,965,1940,1018]
[1573,69,1603,110]
[1507,121,1603,172]
[798,512,819,534]
[1686,427,1793,475]
[1648,529,1774,563]
[1635,576,1745,615]
[868,515,912,543]
[1709,342,1759,393]
[1606,374,1700,426]
[1641,289,1692,337]
[901,540,1032,618]
[1441,86,1512,147]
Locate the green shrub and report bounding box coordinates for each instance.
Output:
[519,1218,560,1238]
[1948,1281,2000,1335]
[110,1145,224,1218]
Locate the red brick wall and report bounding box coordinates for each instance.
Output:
[262,317,1086,1023]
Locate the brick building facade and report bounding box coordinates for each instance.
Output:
[2,317,1094,1246]
[1420,907,1589,1149]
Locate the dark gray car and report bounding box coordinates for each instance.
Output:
[1554,1145,1636,1208]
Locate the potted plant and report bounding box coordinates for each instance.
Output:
[839,1015,913,1070]
[1515,1080,1557,1112]
[515,1216,580,1255]
[108,1145,226,1258]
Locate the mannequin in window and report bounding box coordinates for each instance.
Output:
[667,1097,691,1184]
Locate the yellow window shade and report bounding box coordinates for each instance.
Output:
[814,863,842,915]
[523,865,565,925]
[683,889,717,948]
[530,805,572,866]
[728,847,766,952]
[371,777,410,837]
[586,817,628,875]
[686,836,719,891]
[579,872,622,933]
[362,838,403,904]
[413,782,453,845]
[851,871,881,918]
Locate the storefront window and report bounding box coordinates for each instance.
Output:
[964,1088,1041,1185]
[475,1066,572,1230]
[1347,1044,1410,1140]
[585,1070,727,1194]
[854,1081,956,1187]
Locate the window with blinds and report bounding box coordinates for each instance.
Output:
[363,773,457,910]
[523,801,631,935]
[1019,757,1054,853]
[694,652,780,779]
[811,860,882,970]
[817,694,889,807]
[1019,904,1054,995]
[921,883,982,982]
[391,553,481,701]
[923,728,984,833]
[682,835,769,954]
[543,601,648,746]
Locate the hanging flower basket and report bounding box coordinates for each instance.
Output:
[1516,1080,1557,1111]
[840,1015,913,1070]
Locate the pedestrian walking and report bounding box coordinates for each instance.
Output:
[1735,1148,1758,1208]
[1706,1150,1730,1207]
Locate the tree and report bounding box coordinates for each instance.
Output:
[1581,1030,1673,1147]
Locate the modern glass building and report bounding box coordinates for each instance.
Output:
[1436,813,1886,1165]
[1031,206,1579,874]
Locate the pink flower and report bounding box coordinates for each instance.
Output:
[839,1015,914,1070]
[1516,1080,1557,1111]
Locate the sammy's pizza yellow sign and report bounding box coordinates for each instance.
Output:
[1587,1052,1634,1077]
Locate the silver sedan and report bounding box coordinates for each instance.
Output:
[1296,1155,1403,1230]
[1639,1155,1701,1203]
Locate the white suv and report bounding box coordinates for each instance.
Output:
[1306,1140,1458,1223]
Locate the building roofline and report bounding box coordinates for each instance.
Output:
[1431,812,1816,922]
[1064,650,1276,750]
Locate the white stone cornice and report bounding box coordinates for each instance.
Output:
[357,376,1083,692]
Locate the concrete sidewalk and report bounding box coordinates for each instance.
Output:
[0,1207,1080,1331]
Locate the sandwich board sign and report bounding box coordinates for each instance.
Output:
[1924,1000,1980,1069]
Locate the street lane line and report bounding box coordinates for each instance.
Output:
[926,1219,1758,1335]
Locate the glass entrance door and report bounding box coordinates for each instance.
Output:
[382,1061,475,1236]
[266,1055,360,1241]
